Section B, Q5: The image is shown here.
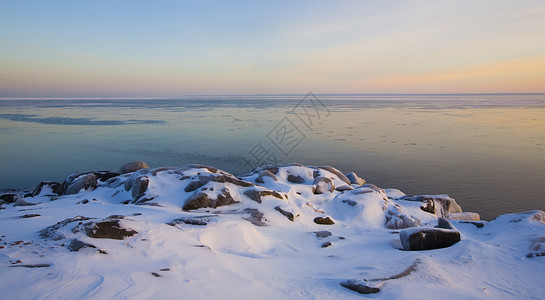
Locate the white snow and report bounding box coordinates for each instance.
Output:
[0,163,544,299]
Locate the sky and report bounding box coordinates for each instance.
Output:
[1,0,544,97]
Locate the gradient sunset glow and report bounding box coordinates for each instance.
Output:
[1,0,544,97]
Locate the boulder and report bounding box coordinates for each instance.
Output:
[119,161,150,174]
[63,173,98,195]
[0,193,21,204]
[32,181,62,196]
[314,216,335,225]
[242,208,267,226]
[400,226,461,251]
[312,176,335,194]
[131,176,149,201]
[274,206,295,221]
[183,188,237,210]
[287,174,305,184]
[314,230,332,238]
[401,195,462,218]
[345,172,366,185]
[68,239,97,252]
[340,280,380,294]
[255,170,278,183]
[243,189,283,203]
[317,166,351,185]
[84,219,137,240]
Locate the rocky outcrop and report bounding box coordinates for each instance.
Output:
[84,218,138,240]
[63,173,98,195]
[32,181,62,196]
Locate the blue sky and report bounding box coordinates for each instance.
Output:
[1,0,544,97]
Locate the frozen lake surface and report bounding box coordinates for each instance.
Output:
[1,94,544,220]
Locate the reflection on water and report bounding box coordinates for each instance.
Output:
[1,94,544,220]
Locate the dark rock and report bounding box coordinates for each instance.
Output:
[420,198,435,214]
[32,181,62,196]
[183,193,210,210]
[151,272,161,277]
[400,228,461,251]
[342,200,357,207]
[460,221,484,228]
[243,189,283,203]
[68,239,97,252]
[94,171,120,182]
[185,164,220,174]
[287,174,305,184]
[120,161,150,174]
[321,241,332,248]
[0,193,20,203]
[84,219,137,240]
[150,167,175,176]
[64,173,98,195]
[19,214,41,219]
[314,230,332,238]
[317,166,351,185]
[131,176,149,201]
[312,176,335,194]
[312,170,320,178]
[242,208,267,226]
[314,216,335,225]
[10,264,51,268]
[183,188,238,211]
[340,280,380,294]
[345,172,366,185]
[274,206,294,221]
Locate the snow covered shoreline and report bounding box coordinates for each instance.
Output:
[1,162,544,299]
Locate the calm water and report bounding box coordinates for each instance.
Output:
[1,94,544,220]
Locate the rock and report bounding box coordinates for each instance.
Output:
[64,173,98,195]
[255,170,278,183]
[436,217,455,229]
[345,172,366,185]
[183,188,237,210]
[32,181,62,196]
[400,227,461,251]
[120,161,150,174]
[420,198,435,214]
[0,193,20,203]
[447,212,480,221]
[321,241,332,248]
[94,171,120,182]
[243,189,283,203]
[19,214,41,219]
[340,280,380,294]
[342,199,357,207]
[242,208,267,226]
[385,209,421,229]
[401,195,462,218]
[317,166,351,185]
[287,174,305,184]
[168,216,215,226]
[314,230,332,238]
[84,219,138,240]
[312,177,335,194]
[14,198,36,206]
[184,174,254,193]
[131,176,149,201]
[335,185,354,191]
[314,216,335,225]
[68,239,97,252]
[274,206,295,221]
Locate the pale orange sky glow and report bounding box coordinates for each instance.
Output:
[1,0,544,97]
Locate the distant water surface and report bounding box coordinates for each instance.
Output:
[1,94,544,220]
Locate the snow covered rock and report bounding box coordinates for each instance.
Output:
[312,176,335,194]
[399,219,461,251]
[31,181,62,196]
[345,172,366,185]
[62,173,98,195]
